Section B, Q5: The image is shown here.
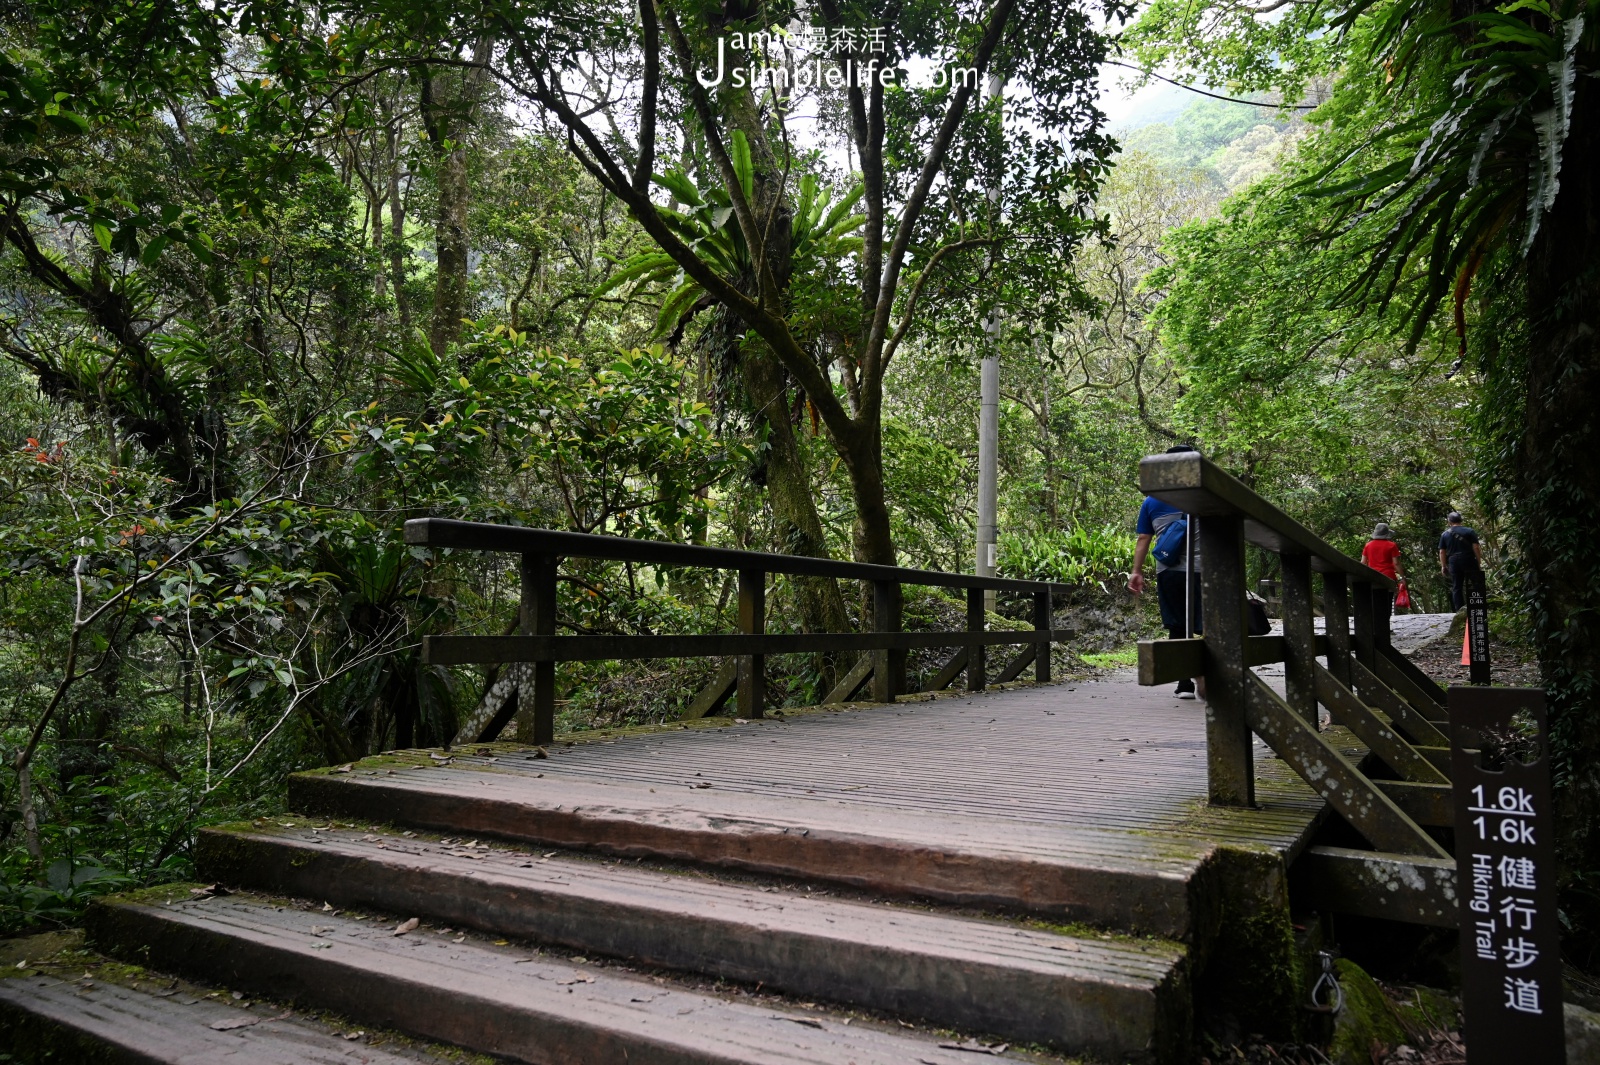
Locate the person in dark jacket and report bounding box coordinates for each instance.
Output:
[1438,512,1484,611]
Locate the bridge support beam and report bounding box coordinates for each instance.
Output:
[1280,552,1318,723]
[1200,514,1254,807]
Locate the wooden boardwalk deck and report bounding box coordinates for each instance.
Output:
[445,675,1339,860]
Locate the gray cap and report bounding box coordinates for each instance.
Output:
[1373,522,1393,539]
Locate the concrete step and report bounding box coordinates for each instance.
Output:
[198,821,1190,1060]
[85,890,1070,1065]
[0,971,451,1064]
[289,760,1217,939]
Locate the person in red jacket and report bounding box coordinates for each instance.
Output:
[1361,522,1407,629]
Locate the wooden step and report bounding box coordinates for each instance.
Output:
[289,762,1216,938]
[198,822,1190,1060]
[85,891,1070,1065]
[0,971,450,1064]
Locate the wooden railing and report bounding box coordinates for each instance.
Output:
[1136,451,1461,928]
[407,518,1072,746]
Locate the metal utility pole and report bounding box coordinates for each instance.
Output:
[975,72,1003,612]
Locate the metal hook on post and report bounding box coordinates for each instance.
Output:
[1304,950,1345,1015]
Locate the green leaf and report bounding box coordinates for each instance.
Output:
[92,221,112,253]
[139,233,170,266]
[45,111,90,135]
[729,130,754,203]
[652,170,702,207]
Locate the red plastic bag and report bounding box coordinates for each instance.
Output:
[1394,583,1412,609]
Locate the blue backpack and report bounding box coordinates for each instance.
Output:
[1152,516,1189,567]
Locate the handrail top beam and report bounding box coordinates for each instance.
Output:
[404,518,1068,594]
[1138,452,1395,587]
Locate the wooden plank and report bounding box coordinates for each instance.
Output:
[1323,573,1353,688]
[871,580,905,703]
[738,568,765,719]
[1377,643,1449,707]
[407,517,1068,595]
[1312,664,1448,784]
[0,975,451,1065]
[1351,579,1377,670]
[1244,675,1447,858]
[1291,845,1458,928]
[822,654,874,703]
[1138,453,1395,585]
[1374,781,1454,828]
[424,630,1075,666]
[1138,639,1204,687]
[1136,634,1329,686]
[925,648,967,693]
[1280,552,1318,722]
[1374,649,1447,722]
[1033,591,1053,683]
[198,825,1192,1060]
[1201,514,1254,807]
[519,552,558,746]
[88,896,1072,1065]
[966,587,986,692]
[1350,657,1449,748]
[683,659,738,719]
[993,644,1036,684]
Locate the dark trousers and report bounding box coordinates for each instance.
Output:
[1449,558,1483,611]
[1157,568,1203,640]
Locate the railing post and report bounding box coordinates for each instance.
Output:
[1034,590,1052,683]
[517,553,558,746]
[1279,552,1317,724]
[1323,572,1353,687]
[871,580,903,703]
[966,586,986,691]
[1200,514,1255,807]
[737,568,765,718]
[1350,578,1376,671]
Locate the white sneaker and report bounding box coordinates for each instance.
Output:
[1177,690,1197,700]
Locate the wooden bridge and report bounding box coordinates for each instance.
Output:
[0,453,1465,1065]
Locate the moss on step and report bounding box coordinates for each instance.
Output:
[1191,845,1303,1042]
[1326,959,1409,1064]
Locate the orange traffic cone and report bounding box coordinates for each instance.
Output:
[1461,626,1471,666]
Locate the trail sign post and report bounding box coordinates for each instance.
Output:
[1467,581,1491,685]
[1451,686,1563,1064]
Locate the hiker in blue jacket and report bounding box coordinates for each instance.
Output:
[1128,445,1203,700]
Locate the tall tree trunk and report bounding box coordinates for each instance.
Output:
[421,41,491,358]
[1519,72,1600,963]
[388,154,409,331]
[742,344,853,640]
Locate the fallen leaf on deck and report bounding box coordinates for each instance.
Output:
[392,917,420,936]
[783,1017,825,1029]
[937,1041,1009,1055]
[209,1015,260,1031]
